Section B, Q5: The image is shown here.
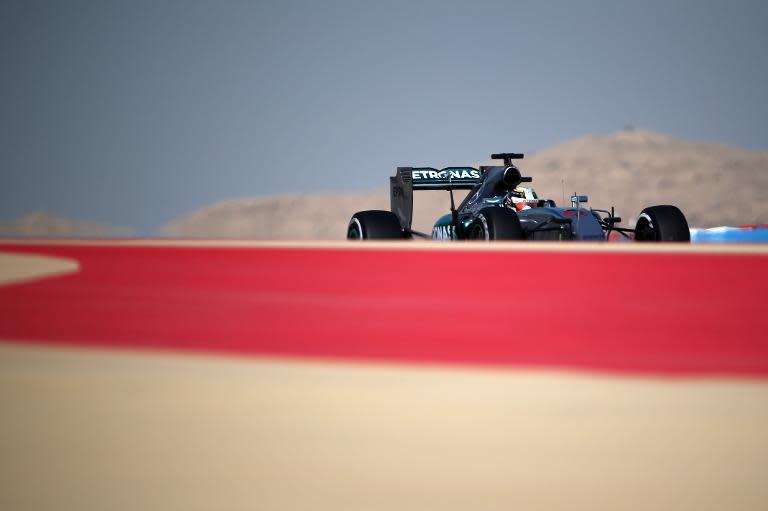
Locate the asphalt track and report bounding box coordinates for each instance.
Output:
[1,240,767,510]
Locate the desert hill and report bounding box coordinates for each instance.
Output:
[0,211,134,237]
[162,129,768,239]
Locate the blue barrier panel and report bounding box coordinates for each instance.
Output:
[691,227,768,243]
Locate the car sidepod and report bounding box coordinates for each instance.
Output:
[517,207,605,241]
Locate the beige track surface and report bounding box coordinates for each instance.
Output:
[0,343,766,511]
[0,252,79,286]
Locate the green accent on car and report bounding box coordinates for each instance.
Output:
[434,213,452,227]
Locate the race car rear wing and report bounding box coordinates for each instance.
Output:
[390,153,526,231]
[410,167,482,190]
[390,166,482,230]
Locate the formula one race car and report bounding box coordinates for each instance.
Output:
[347,153,690,242]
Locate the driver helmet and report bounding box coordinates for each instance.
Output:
[506,187,539,211]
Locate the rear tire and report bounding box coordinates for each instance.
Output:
[634,205,690,242]
[347,210,405,240]
[467,207,523,240]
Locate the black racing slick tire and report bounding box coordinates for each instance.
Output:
[467,207,524,240]
[347,210,405,240]
[634,205,690,242]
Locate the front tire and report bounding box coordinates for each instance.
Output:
[347,210,405,240]
[467,207,523,240]
[635,205,690,242]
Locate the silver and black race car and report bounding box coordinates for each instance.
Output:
[347,152,690,242]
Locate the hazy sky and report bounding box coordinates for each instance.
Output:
[2,0,767,232]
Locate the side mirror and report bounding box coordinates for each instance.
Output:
[571,195,588,207]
